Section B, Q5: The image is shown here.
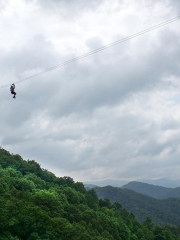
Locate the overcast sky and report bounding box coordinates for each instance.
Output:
[0,0,180,182]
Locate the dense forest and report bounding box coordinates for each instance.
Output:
[94,186,180,226]
[1,148,180,240]
[122,181,180,199]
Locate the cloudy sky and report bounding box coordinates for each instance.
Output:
[0,0,180,182]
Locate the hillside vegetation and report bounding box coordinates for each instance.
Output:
[122,181,180,199]
[95,186,180,226]
[0,147,180,240]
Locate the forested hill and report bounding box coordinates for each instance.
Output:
[1,148,180,240]
[94,186,180,226]
[122,181,180,199]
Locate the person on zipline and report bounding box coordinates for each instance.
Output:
[10,83,16,99]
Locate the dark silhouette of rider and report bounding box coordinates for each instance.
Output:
[10,83,16,99]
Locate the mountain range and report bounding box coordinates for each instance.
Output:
[3,147,180,239]
[122,181,180,199]
[94,185,180,226]
[85,178,180,188]
[2,146,180,236]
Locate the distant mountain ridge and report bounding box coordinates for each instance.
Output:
[84,179,128,187]
[122,181,180,199]
[141,178,180,188]
[85,178,180,188]
[84,184,98,189]
[94,185,180,226]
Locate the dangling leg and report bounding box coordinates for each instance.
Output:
[12,91,16,98]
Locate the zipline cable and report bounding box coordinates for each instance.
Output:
[1,16,180,89]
